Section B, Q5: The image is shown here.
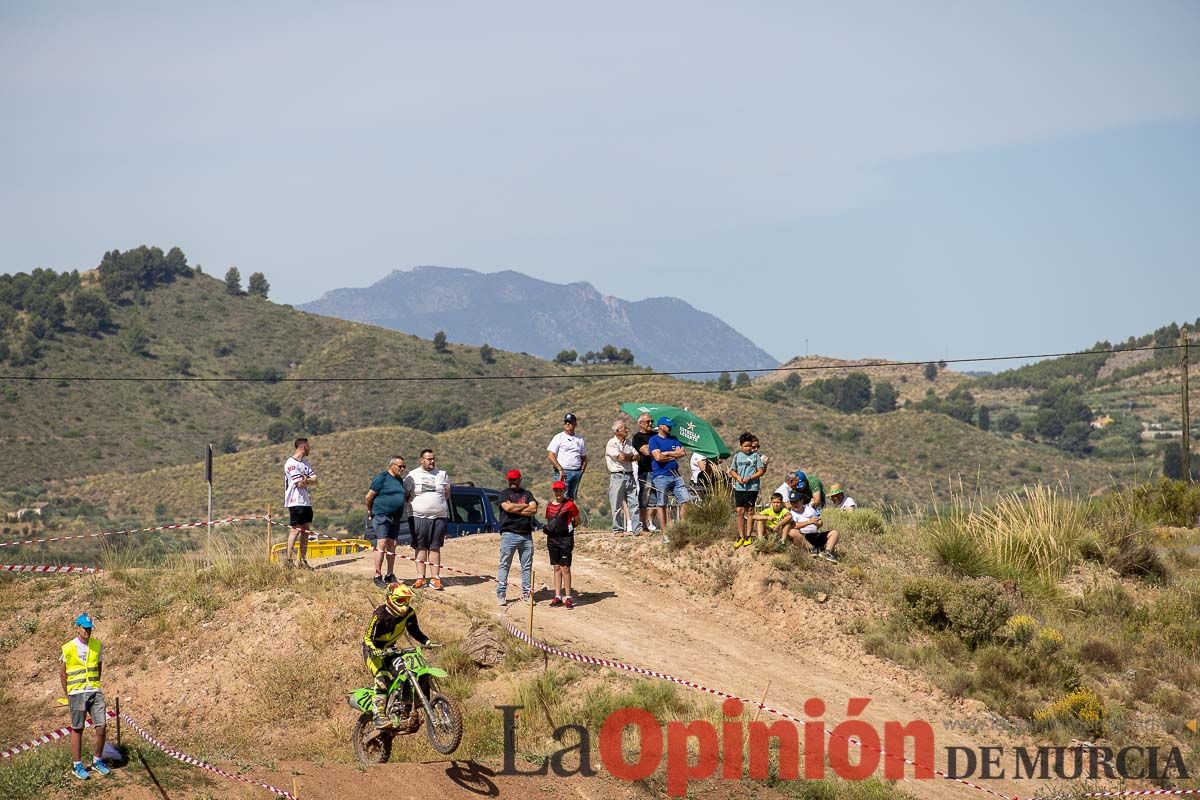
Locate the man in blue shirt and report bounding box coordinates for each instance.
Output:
[648,417,693,535]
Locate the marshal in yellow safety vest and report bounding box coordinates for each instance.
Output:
[62,637,102,694]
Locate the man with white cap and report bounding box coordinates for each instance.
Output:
[59,612,111,780]
[547,412,588,500]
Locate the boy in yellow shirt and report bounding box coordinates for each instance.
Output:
[751,492,793,543]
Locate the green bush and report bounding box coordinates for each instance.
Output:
[899,576,1011,649]
[1131,477,1200,527]
[823,507,884,536]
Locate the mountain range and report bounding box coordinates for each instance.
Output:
[299,266,778,374]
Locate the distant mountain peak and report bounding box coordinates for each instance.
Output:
[300,266,777,374]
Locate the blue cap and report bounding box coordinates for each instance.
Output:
[793,470,807,488]
[656,416,673,428]
[74,613,93,629]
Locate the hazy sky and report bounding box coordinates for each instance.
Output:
[2,2,1197,365]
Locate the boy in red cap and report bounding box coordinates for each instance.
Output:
[544,480,580,608]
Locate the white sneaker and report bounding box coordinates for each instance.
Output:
[648,523,658,532]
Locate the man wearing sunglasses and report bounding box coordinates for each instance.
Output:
[366,456,413,588]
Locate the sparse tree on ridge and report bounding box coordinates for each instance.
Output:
[248,272,270,298]
[224,267,242,295]
[480,343,496,364]
[433,331,449,353]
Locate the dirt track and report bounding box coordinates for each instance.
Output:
[324,530,1074,800]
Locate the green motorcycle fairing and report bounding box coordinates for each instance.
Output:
[347,647,448,713]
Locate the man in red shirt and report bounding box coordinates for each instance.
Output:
[544,480,580,609]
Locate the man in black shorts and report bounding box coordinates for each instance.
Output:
[408,449,450,590]
[366,455,413,588]
[283,437,318,569]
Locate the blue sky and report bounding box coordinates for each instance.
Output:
[2,2,1197,365]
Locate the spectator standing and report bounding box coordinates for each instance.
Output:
[408,449,450,590]
[547,413,588,500]
[648,417,692,534]
[545,480,581,608]
[366,456,413,588]
[283,437,318,569]
[631,413,656,532]
[497,469,538,606]
[828,484,857,510]
[60,613,111,781]
[728,432,767,548]
[604,420,639,533]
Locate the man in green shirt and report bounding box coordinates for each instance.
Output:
[366,456,413,588]
[794,470,825,509]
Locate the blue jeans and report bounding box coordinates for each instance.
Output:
[559,469,584,500]
[497,531,534,599]
[652,472,693,506]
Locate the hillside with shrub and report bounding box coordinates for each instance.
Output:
[0,248,586,487]
[40,376,1120,543]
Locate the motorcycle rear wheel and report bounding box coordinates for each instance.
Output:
[352,713,394,764]
[424,692,463,755]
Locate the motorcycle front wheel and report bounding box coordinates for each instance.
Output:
[352,712,394,764]
[424,692,463,755]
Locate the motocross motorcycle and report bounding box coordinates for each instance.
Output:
[347,644,463,762]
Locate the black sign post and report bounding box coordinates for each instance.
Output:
[205,444,213,554]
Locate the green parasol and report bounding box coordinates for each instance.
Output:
[619,403,731,459]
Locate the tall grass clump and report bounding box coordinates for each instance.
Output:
[927,484,1089,586]
[1130,477,1200,528]
[665,477,734,550]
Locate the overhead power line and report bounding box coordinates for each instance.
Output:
[0,343,1184,384]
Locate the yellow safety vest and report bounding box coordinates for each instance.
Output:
[62,638,101,694]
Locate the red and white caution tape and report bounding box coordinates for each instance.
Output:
[0,709,116,759]
[0,515,267,549]
[1042,792,1200,799]
[1,564,101,574]
[502,621,1013,800]
[120,712,295,799]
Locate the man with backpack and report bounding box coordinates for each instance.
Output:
[544,480,580,608]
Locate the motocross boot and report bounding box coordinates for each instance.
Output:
[372,694,390,729]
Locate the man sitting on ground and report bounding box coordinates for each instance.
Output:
[751,492,793,542]
[786,491,840,563]
[828,483,857,511]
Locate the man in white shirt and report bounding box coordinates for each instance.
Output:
[547,413,588,501]
[828,484,857,511]
[787,495,840,563]
[605,419,640,533]
[283,437,318,569]
[408,448,450,590]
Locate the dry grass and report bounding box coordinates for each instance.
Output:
[927,483,1090,586]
